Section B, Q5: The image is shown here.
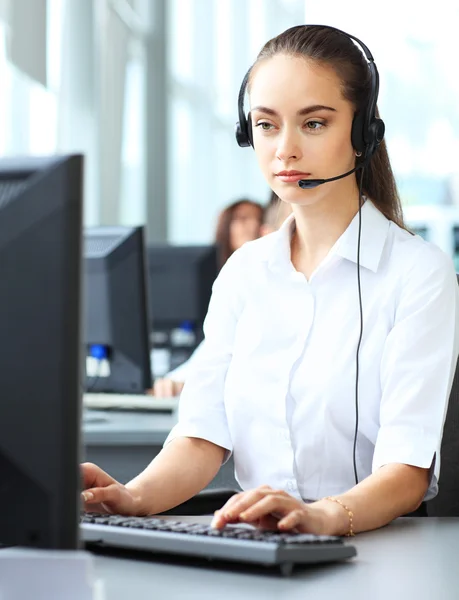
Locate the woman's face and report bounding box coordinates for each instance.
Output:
[229,203,262,251]
[249,54,357,207]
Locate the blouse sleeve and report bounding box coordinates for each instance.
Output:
[372,245,459,500]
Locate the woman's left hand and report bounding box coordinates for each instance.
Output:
[210,485,346,535]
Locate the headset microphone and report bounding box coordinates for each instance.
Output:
[297,155,371,189]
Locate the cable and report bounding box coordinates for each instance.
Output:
[353,167,366,486]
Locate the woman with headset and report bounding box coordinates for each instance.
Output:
[81,25,459,537]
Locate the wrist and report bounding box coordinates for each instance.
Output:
[314,497,353,536]
[125,482,148,516]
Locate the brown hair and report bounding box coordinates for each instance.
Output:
[248,25,406,229]
[215,199,264,268]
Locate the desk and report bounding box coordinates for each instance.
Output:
[92,517,459,600]
[82,410,239,490]
[83,409,177,447]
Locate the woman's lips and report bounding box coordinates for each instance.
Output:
[276,172,311,183]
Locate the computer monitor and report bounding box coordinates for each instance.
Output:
[83,226,152,393]
[147,244,218,330]
[147,245,218,375]
[0,154,83,550]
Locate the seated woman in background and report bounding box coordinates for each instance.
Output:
[152,198,264,398]
[215,197,265,269]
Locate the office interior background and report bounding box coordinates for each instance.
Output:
[0,0,459,261]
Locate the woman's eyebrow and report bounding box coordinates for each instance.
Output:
[251,104,337,116]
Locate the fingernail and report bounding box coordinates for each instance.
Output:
[82,491,94,502]
[225,511,233,519]
[239,512,247,520]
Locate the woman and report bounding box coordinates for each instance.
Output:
[215,198,264,269]
[152,198,264,398]
[81,25,459,536]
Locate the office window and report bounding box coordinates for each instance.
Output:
[0,0,147,229]
[304,1,459,255]
[0,24,11,155]
[119,41,147,226]
[167,0,305,244]
[29,85,58,155]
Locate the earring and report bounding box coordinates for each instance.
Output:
[355,151,363,157]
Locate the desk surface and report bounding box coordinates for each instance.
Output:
[92,517,459,600]
[82,410,178,446]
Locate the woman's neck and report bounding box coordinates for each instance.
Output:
[290,186,362,279]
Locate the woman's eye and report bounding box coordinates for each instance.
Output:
[256,122,274,131]
[306,121,324,131]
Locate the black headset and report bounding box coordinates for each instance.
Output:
[235,25,385,161]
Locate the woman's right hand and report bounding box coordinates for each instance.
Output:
[81,462,143,515]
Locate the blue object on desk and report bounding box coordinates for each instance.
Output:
[89,344,109,360]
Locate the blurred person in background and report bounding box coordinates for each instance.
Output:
[214,198,264,268]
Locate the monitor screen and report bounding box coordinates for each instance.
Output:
[147,244,218,330]
[147,245,218,376]
[0,155,83,549]
[83,226,152,393]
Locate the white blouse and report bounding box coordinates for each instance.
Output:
[165,200,459,502]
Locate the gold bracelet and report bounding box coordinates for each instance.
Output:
[323,496,355,537]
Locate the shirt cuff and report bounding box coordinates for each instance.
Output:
[164,421,233,465]
[372,424,439,500]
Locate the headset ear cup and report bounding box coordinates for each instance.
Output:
[373,118,385,145]
[235,122,248,147]
[351,111,366,154]
[365,119,386,158]
[235,118,251,147]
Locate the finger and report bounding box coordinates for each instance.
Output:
[277,509,307,532]
[238,494,293,524]
[211,505,242,529]
[81,484,120,507]
[164,380,175,397]
[218,489,264,519]
[211,486,273,528]
[154,380,165,397]
[81,462,105,490]
[155,380,174,398]
[81,463,118,493]
[251,514,281,531]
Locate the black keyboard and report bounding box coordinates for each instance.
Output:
[81,513,356,575]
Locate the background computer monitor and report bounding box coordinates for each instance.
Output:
[83,226,152,393]
[0,155,83,550]
[147,245,218,376]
